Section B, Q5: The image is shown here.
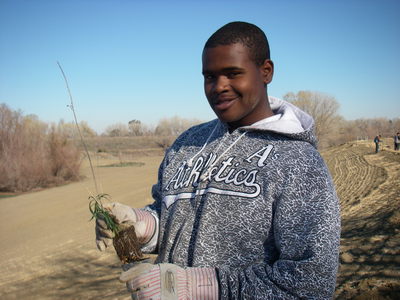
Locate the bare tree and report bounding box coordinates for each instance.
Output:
[58,120,97,138]
[128,119,144,136]
[104,123,129,137]
[154,116,202,136]
[0,103,80,192]
[283,91,341,147]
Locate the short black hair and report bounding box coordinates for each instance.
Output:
[204,21,270,65]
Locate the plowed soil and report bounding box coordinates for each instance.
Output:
[323,142,400,299]
[0,141,399,299]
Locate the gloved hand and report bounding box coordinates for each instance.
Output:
[95,202,156,251]
[119,263,219,300]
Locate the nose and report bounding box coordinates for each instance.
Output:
[214,76,229,93]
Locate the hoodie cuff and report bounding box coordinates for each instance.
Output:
[140,209,159,253]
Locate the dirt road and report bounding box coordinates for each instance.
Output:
[0,155,163,299]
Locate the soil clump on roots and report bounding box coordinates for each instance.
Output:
[113,225,144,264]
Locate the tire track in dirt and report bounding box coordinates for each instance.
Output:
[322,142,400,299]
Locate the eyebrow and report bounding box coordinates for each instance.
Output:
[202,66,244,75]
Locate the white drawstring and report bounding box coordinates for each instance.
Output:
[199,131,247,182]
[186,123,219,167]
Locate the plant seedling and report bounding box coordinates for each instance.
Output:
[88,193,144,263]
[58,62,144,264]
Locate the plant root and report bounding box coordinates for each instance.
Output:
[113,225,144,264]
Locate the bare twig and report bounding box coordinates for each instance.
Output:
[56,62,143,262]
[57,61,99,194]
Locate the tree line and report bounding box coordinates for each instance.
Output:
[1,92,398,192]
[103,116,203,137]
[283,91,399,149]
[101,90,399,149]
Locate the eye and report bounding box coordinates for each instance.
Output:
[203,74,215,82]
[227,72,241,79]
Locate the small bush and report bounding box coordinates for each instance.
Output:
[155,136,175,150]
[0,104,81,192]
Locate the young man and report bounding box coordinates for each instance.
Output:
[96,22,340,299]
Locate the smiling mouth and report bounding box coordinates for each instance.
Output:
[213,97,238,111]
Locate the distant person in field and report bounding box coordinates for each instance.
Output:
[394,132,399,151]
[95,21,340,299]
[374,134,382,153]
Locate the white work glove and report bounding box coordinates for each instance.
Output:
[119,263,219,300]
[95,202,156,251]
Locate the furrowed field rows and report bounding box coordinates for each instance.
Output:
[322,143,386,214]
[322,142,400,299]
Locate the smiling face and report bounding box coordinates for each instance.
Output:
[202,43,274,129]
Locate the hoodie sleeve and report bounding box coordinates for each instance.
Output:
[144,157,166,215]
[142,127,197,253]
[216,152,341,299]
[145,124,198,216]
[140,154,169,253]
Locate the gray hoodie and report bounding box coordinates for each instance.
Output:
[145,97,340,299]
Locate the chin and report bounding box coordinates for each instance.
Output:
[215,111,235,123]
[217,116,234,124]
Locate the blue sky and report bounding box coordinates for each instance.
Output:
[1,0,399,133]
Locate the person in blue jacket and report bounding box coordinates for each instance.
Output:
[374,134,381,153]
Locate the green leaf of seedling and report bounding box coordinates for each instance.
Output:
[89,193,120,235]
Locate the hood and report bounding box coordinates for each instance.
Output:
[242,96,317,147]
[184,97,317,169]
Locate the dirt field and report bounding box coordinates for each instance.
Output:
[0,141,399,299]
[0,154,163,300]
[323,141,400,299]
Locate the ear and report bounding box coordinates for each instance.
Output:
[260,59,274,85]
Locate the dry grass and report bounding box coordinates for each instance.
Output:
[81,135,176,157]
